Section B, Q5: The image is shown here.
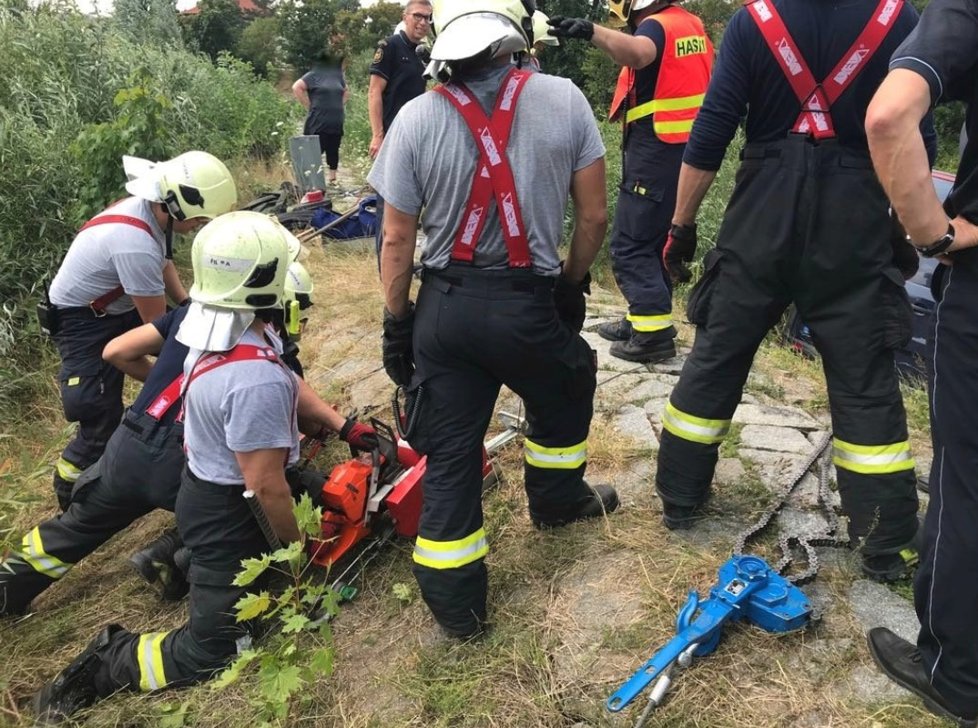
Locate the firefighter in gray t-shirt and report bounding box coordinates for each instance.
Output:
[46,151,236,510]
[369,0,616,639]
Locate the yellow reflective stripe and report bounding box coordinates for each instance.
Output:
[832,439,915,475]
[626,313,672,332]
[19,527,71,579]
[524,438,587,470]
[625,93,706,123]
[661,402,730,445]
[654,119,696,135]
[56,457,83,483]
[137,631,170,691]
[413,528,489,570]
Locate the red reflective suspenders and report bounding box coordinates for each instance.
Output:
[435,68,534,268]
[746,0,903,140]
[145,345,281,422]
[78,213,158,314]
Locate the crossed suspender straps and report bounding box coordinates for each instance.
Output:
[435,68,534,268]
[145,344,281,422]
[77,212,157,315]
[745,0,904,140]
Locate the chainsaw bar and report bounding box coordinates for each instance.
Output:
[732,431,850,586]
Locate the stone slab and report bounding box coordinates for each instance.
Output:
[848,579,919,643]
[614,404,657,446]
[733,403,820,431]
[739,425,815,455]
[715,457,747,485]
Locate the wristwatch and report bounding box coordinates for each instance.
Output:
[913,222,955,258]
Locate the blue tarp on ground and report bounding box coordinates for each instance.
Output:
[310,195,379,240]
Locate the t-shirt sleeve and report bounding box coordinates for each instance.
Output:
[889,0,978,105]
[568,84,606,171]
[300,71,314,86]
[224,379,296,453]
[152,307,181,338]
[114,251,164,297]
[366,102,423,215]
[369,39,394,80]
[635,16,666,52]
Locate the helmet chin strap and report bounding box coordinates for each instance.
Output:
[165,216,174,260]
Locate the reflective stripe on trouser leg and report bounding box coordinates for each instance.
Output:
[55,457,83,484]
[662,402,731,445]
[627,313,673,333]
[17,527,72,579]
[832,438,915,475]
[524,438,587,470]
[136,631,171,691]
[413,528,489,570]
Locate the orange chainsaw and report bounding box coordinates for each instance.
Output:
[300,412,525,596]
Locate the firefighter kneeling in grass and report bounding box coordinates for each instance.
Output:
[30,212,375,722]
[370,0,617,640]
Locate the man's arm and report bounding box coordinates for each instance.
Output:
[162,260,187,305]
[672,164,719,226]
[564,158,608,283]
[235,448,301,544]
[102,321,165,381]
[368,75,388,159]
[131,295,167,324]
[380,203,418,318]
[292,78,310,110]
[590,24,657,69]
[295,377,347,436]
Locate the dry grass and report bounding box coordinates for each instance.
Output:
[0,158,949,728]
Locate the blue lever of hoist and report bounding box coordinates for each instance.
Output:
[606,555,812,713]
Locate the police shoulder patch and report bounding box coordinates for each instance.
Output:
[373,40,387,64]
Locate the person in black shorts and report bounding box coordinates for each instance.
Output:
[293,53,349,184]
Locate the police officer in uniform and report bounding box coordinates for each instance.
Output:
[549,0,713,363]
[370,0,617,639]
[864,2,978,724]
[0,254,375,618]
[47,151,237,511]
[30,213,374,721]
[652,0,932,582]
[369,0,431,264]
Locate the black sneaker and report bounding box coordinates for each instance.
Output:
[862,548,919,582]
[609,329,677,364]
[868,628,978,728]
[662,503,702,531]
[598,318,632,342]
[33,625,118,724]
[532,484,620,529]
[129,528,188,601]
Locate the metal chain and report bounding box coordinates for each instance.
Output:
[732,431,850,585]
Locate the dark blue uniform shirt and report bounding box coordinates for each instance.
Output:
[890,0,978,221]
[370,31,426,133]
[685,0,936,171]
[130,307,190,426]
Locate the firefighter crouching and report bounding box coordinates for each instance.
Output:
[549,0,713,363]
[45,152,237,511]
[653,0,930,582]
[370,0,618,640]
[30,213,376,722]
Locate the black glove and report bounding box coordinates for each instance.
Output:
[339,417,380,451]
[547,15,594,41]
[554,269,592,333]
[890,211,920,281]
[663,223,698,284]
[382,304,415,386]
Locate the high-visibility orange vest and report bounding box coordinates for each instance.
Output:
[609,5,714,144]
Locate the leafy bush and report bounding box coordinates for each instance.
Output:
[0,0,300,408]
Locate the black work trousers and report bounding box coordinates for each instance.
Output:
[91,469,268,695]
[915,256,978,716]
[52,308,142,506]
[656,137,919,556]
[609,136,684,332]
[0,412,183,616]
[408,266,597,636]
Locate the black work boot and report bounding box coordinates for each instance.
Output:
[610,327,677,363]
[862,516,924,582]
[33,624,119,724]
[868,628,978,727]
[532,484,620,529]
[53,475,74,513]
[129,528,189,601]
[661,503,704,531]
[597,318,632,342]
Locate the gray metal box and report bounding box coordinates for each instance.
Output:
[289,135,326,194]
